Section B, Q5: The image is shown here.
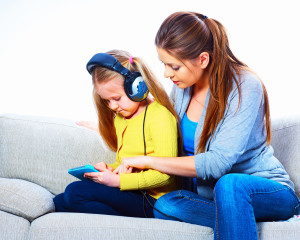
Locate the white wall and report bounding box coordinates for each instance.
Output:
[1,0,299,121]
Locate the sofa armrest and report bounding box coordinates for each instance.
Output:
[271,115,300,198]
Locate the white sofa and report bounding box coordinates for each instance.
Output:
[0,113,300,240]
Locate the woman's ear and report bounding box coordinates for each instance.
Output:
[197,52,210,69]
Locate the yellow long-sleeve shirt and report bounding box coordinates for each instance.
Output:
[109,101,178,199]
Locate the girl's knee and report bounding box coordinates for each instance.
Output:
[64,181,92,205]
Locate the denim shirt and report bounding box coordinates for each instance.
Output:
[170,72,294,199]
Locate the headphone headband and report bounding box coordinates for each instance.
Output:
[86,53,131,77]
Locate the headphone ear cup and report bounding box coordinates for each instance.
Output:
[124,72,149,102]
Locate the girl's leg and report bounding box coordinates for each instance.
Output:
[53,193,71,212]
[214,173,300,240]
[54,180,155,218]
[153,190,215,228]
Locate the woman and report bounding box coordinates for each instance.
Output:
[118,12,300,240]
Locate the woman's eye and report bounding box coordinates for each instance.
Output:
[113,97,121,101]
[172,66,180,71]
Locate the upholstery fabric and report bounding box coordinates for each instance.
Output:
[271,115,300,198]
[257,222,300,240]
[29,213,214,240]
[0,210,30,240]
[0,178,55,221]
[0,114,116,195]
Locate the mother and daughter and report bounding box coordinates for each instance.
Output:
[54,11,299,240]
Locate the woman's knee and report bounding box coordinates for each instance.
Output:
[214,174,249,204]
[153,191,183,220]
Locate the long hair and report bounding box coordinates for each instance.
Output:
[155,11,271,153]
[92,49,182,152]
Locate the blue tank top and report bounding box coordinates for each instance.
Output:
[181,112,197,156]
[181,112,198,191]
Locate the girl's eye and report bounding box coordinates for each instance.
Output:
[172,66,180,71]
[113,97,121,101]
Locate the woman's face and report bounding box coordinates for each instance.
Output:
[95,76,140,118]
[156,47,207,89]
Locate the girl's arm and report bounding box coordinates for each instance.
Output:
[118,105,180,191]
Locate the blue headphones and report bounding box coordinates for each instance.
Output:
[86,53,149,102]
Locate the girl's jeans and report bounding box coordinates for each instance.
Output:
[153,173,300,240]
[53,180,155,218]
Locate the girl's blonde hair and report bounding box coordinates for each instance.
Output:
[92,49,181,152]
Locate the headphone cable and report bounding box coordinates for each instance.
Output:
[140,99,183,222]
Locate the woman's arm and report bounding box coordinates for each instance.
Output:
[120,155,197,177]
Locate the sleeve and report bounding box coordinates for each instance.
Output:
[108,162,120,170]
[120,106,178,190]
[195,76,264,180]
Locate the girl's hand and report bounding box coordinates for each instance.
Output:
[84,171,120,188]
[114,156,151,174]
[94,162,113,172]
[76,121,99,133]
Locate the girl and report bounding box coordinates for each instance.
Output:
[117,12,300,239]
[53,49,180,218]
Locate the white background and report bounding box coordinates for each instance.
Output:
[1,0,299,121]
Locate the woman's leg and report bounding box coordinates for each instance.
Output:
[154,174,300,240]
[54,180,155,218]
[153,189,215,228]
[214,173,300,240]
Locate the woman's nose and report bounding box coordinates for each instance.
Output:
[164,66,174,78]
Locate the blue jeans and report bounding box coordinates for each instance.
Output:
[153,174,300,240]
[53,180,155,218]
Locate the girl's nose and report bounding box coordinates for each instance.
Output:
[108,101,118,111]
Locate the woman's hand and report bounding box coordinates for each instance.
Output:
[113,164,133,174]
[94,162,113,172]
[114,156,151,174]
[84,171,120,188]
[76,121,99,133]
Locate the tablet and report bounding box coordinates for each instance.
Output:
[68,164,99,181]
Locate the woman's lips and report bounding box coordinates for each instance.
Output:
[172,81,179,84]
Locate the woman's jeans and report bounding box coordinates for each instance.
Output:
[53,180,155,218]
[153,174,300,240]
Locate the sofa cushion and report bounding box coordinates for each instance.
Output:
[0,210,30,240]
[0,178,55,221]
[0,114,116,195]
[29,213,213,240]
[257,221,300,240]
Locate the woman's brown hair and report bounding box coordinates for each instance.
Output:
[92,49,182,152]
[155,11,271,153]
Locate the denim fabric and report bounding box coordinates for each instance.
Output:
[54,181,155,218]
[153,174,300,240]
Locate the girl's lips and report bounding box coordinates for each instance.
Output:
[172,81,179,84]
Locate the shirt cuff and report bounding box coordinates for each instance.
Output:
[120,173,139,190]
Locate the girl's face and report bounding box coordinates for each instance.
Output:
[95,77,140,119]
[156,47,208,89]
